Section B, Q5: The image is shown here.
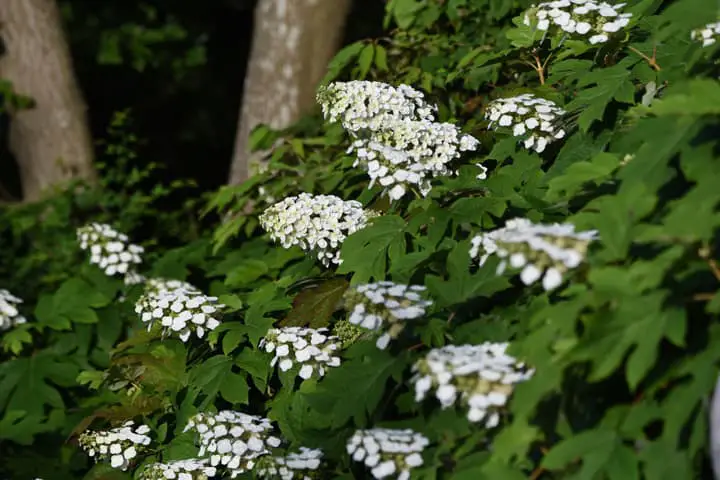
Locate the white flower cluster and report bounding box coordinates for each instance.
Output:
[78,421,152,470]
[412,343,533,427]
[691,22,720,47]
[523,0,633,45]
[138,459,217,480]
[345,281,432,350]
[255,447,323,480]
[184,411,282,477]
[347,428,428,480]
[135,286,224,342]
[349,119,480,200]
[317,81,481,201]
[469,217,597,291]
[77,223,143,277]
[317,81,436,133]
[0,289,26,331]
[260,327,342,381]
[259,193,377,267]
[485,94,566,153]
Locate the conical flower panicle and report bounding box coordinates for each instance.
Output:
[183,411,282,478]
[347,428,428,480]
[470,217,597,291]
[134,286,224,343]
[138,458,216,480]
[485,94,566,153]
[522,0,633,45]
[260,327,342,381]
[255,447,324,480]
[259,193,378,267]
[77,223,143,277]
[412,343,533,427]
[0,289,26,331]
[317,81,436,134]
[344,281,432,350]
[349,119,480,201]
[78,421,152,470]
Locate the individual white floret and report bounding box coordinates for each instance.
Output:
[412,343,533,427]
[469,217,597,291]
[347,428,428,480]
[485,94,566,153]
[184,411,282,478]
[134,287,224,343]
[348,118,481,201]
[0,289,26,331]
[522,0,633,44]
[77,223,144,278]
[260,327,342,381]
[691,22,720,47]
[138,458,217,480]
[317,81,436,134]
[78,421,152,471]
[255,447,324,480]
[259,193,378,267]
[344,281,432,350]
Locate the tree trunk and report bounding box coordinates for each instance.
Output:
[0,0,96,201]
[228,0,351,185]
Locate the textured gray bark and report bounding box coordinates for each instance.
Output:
[0,0,96,201]
[228,0,351,185]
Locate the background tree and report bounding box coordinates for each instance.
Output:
[228,0,351,184]
[0,0,96,201]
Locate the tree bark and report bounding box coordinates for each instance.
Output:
[228,0,351,185]
[0,0,96,201]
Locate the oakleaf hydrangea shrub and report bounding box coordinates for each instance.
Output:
[412,343,534,426]
[0,289,26,331]
[522,0,633,44]
[183,411,282,476]
[135,287,224,342]
[138,459,216,480]
[78,421,152,470]
[346,428,428,480]
[77,223,143,277]
[691,21,720,47]
[344,281,432,349]
[485,94,566,153]
[260,326,342,380]
[259,193,378,266]
[470,218,598,291]
[255,447,324,479]
[4,0,720,478]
